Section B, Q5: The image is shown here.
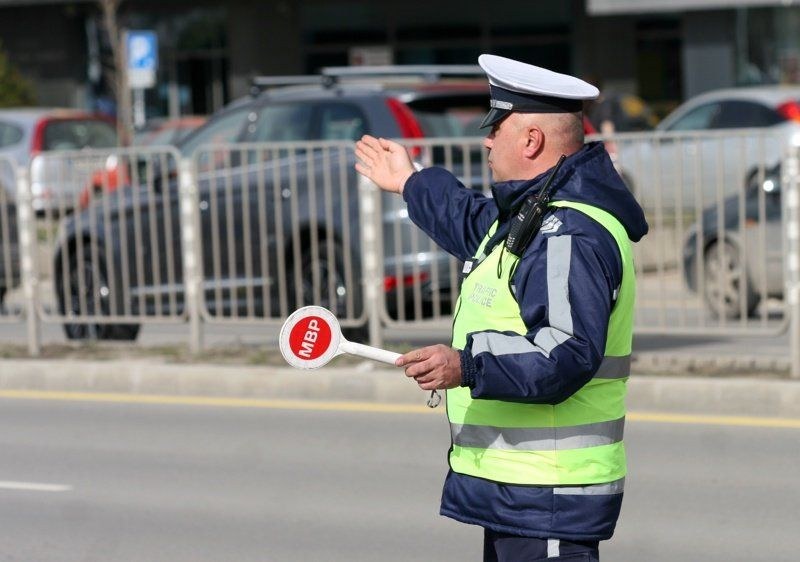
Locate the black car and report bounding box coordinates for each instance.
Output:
[0,190,19,307]
[683,164,783,319]
[53,67,490,340]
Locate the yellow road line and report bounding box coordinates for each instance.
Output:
[627,411,800,429]
[0,389,435,414]
[1,389,799,428]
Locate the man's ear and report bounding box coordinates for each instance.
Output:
[523,126,543,159]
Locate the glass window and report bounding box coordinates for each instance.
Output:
[664,103,720,131]
[134,127,180,147]
[405,94,487,137]
[179,107,249,156]
[251,103,313,142]
[318,103,366,140]
[42,119,117,150]
[713,100,783,129]
[0,122,23,148]
[736,7,800,85]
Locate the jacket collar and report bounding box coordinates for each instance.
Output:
[490,142,602,220]
[490,152,574,221]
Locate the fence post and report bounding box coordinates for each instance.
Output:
[16,167,40,357]
[178,157,204,354]
[357,173,383,348]
[785,141,800,379]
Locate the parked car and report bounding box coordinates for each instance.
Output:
[133,116,207,147]
[0,108,118,213]
[0,192,19,308]
[0,151,19,307]
[54,66,494,340]
[80,116,207,209]
[615,86,800,210]
[682,164,782,319]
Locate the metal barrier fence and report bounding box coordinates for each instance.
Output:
[32,147,185,342]
[0,155,21,322]
[612,129,791,336]
[2,132,799,374]
[190,141,366,334]
[378,138,489,329]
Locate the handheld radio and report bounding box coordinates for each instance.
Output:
[505,154,567,257]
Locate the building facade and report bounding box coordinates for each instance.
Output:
[0,0,797,121]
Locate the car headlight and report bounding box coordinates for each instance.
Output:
[105,154,119,171]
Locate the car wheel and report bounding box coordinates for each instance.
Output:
[289,238,367,342]
[58,248,140,341]
[703,240,758,320]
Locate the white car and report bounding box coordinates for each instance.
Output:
[0,108,118,213]
[615,85,800,212]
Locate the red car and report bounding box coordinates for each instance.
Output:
[80,116,206,209]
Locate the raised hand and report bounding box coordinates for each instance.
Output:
[354,135,416,194]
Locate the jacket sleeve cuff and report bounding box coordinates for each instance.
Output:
[459,350,477,389]
[401,170,421,202]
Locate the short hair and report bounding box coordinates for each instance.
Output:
[517,111,584,151]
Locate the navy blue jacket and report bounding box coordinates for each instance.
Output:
[401,141,648,541]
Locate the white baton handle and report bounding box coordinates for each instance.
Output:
[339,341,401,365]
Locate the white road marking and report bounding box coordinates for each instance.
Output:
[0,481,73,492]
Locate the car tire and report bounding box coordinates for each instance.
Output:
[288,237,367,343]
[703,240,758,320]
[58,247,141,341]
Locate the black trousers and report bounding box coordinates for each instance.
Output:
[483,529,600,562]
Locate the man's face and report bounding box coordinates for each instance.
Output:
[483,113,528,183]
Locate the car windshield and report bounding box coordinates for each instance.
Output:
[0,121,24,149]
[43,119,117,150]
[405,94,487,138]
[179,107,248,157]
[134,127,180,147]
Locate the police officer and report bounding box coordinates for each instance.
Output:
[355,54,648,562]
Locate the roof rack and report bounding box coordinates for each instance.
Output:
[250,64,483,95]
[321,64,482,79]
[250,75,334,95]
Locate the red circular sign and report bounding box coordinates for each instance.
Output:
[288,315,333,360]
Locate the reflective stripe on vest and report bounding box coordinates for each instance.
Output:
[448,200,636,486]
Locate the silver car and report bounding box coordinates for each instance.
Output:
[0,108,118,213]
[615,85,800,213]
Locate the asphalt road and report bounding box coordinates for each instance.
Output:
[0,316,791,367]
[1,394,798,561]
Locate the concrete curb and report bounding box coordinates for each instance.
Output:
[0,359,424,404]
[2,357,800,417]
[632,352,790,377]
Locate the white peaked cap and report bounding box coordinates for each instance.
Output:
[478,54,599,100]
[477,54,599,127]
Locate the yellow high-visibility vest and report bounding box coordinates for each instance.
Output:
[448,201,635,485]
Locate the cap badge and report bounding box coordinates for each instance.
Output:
[490,99,513,110]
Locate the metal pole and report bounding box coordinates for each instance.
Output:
[785,141,800,379]
[357,173,383,348]
[16,167,40,357]
[178,157,204,353]
[133,88,146,129]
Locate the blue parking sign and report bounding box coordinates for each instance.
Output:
[127,30,158,88]
[127,31,157,70]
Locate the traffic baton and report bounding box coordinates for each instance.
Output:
[279,306,400,369]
